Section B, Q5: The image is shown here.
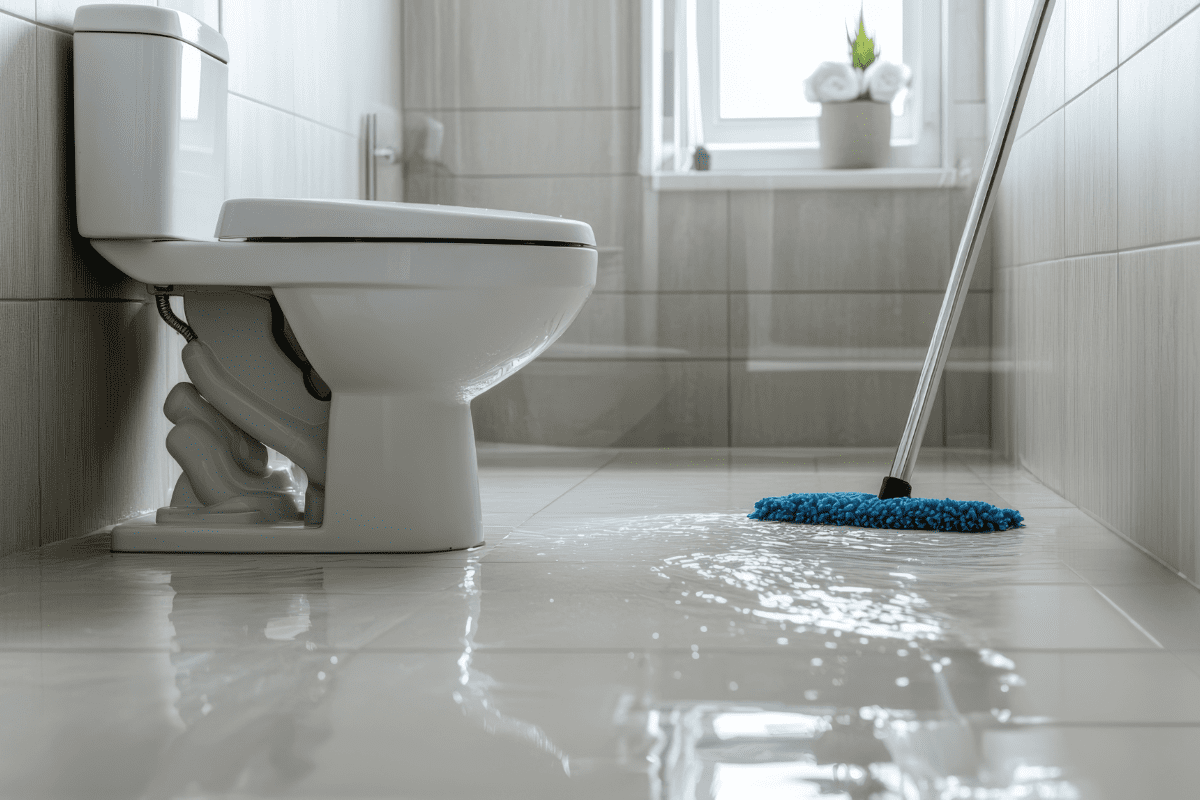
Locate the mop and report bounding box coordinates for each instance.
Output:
[750,0,1058,533]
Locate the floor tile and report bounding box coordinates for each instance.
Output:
[3,446,1199,798]
[1095,582,1200,650]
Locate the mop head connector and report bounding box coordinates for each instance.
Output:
[749,491,1024,532]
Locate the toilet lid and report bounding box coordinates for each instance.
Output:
[215,198,597,247]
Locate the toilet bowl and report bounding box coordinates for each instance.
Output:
[72,6,595,551]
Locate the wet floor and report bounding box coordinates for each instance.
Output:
[3,445,1199,799]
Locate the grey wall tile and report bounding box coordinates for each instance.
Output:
[1056,255,1123,533]
[543,293,728,360]
[656,191,728,292]
[1065,74,1118,256]
[730,365,945,448]
[418,109,639,177]
[0,13,36,299]
[990,267,1015,459]
[39,301,178,544]
[945,363,992,449]
[991,176,1017,270]
[1113,245,1200,580]
[952,186,994,290]
[730,189,952,292]
[35,27,141,300]
[36,0,153,28]
[731,291,990,361]
[1018,0,1065,134]
[1013,110,1065,265]
[1118,9,1200,250]
[226,95,298,200]
[472,360,727,448]
[0,302,39,556]
[224,0,296,111]
[440,175,643,282]
[403,0,638,110]
[1065,0,1118,100]
[1119,0,1200,62]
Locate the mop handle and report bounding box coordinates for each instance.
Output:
[880,0,1058,500]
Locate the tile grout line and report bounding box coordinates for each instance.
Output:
[1089,584,1166,649]
[510,452,626,525]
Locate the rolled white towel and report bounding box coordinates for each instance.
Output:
[804,61,863,103]
[863,60,913,103]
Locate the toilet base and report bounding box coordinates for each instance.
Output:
[110,515,481,553]
[113,392,486,553]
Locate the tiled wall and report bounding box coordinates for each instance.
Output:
[0,0,400,556]
[404,0,993,449]
[988,0,1200,581]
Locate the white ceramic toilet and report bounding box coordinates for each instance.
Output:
[73,5,596,552]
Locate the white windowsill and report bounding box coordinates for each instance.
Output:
[650,167,970,192]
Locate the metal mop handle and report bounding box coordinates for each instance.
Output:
[879,0,1058,500]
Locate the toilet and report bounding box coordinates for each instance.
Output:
[73,5,596,552]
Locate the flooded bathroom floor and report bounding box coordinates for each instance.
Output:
[3,446,1200,799]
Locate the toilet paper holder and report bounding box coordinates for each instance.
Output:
[364,113,398,201]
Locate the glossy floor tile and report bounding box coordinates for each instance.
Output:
[2,445,1198,799]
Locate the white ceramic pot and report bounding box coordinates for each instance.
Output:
[818,100,892,169]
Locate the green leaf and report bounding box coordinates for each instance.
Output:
[846,9,879,71]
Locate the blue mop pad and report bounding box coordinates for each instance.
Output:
[749,491,1023,532]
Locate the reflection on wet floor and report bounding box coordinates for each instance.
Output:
[1,446,1199,798]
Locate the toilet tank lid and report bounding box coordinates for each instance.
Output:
[215,199,598,247]
[74,4,229,63]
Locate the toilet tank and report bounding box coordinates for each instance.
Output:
[73,5,229,240]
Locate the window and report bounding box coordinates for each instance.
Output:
[644,0,945,173]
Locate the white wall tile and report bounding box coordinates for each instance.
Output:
[223,0,295,111]
[0,302,39,556]
[1013,110,1064,265]
[0,13,36,298]
[419,109,639,177]
[1119,0,1200,62]
[292,0,350,132]
[1118,8,1200,250]
[1064,74,1117,256]
[950,0,987,103]
[403,0,638,110]
[157,0,219,29]
[1064,0,1118,100]
[36,0,153,29]
[295,119,357,200]
[0,0,34,21]
[226,95,297,200]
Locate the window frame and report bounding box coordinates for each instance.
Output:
[643,0,948,174]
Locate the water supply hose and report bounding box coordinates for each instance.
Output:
[151,285,197,342]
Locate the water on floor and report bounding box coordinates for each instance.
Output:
[2,446,1199,799]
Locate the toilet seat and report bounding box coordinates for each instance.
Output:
[91,199,597,290]
[216,198,597,246]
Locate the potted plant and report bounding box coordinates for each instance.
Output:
[804,12,912,169]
